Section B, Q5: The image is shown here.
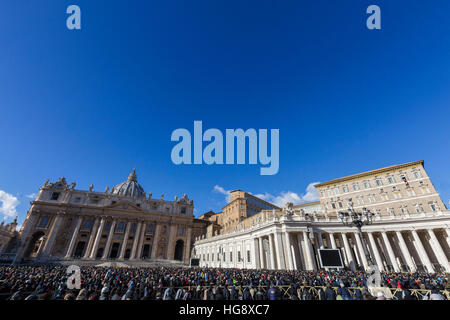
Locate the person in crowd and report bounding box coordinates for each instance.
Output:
[0,265,447,301]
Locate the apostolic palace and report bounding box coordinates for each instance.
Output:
[0,160,449,273]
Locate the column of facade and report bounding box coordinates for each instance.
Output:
[444,228,450,251]
[341,233,356,271]
[184,227,193,263]
[275,232,286,269]
[254,238,260,269]
[329,233,337,249]
[136,222,147,259]
[151,224,159,259]
[102,220,116,260]
[302,231,315,271]
[380,232,400,272]
[83,218,100,259]
[367,232,384,271]
[89,217,106,259]
[410,230,434,272]
[119,221,131,260]
[283,232,294,270]
[234,241,238,267]
[258,237,265,268]
[295,233,305,270]
[166,224,177,260]
[353,232,368,270]
[317,232,324,249]
[129,221,142,260]
[64,216,83,258]
[395,231,416,272]
[269,234,276,269]
[270,233,278,269]
[242,240,246,267]
[42,213,65,257]
[427,229,450,272]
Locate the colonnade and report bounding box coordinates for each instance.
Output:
[198,227,450,273]
[253,228,450,273]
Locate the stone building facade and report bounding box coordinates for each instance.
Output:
[0,218,19,258]
[214,190,280,235]
[193,161,450,273]
[12,170,207,265]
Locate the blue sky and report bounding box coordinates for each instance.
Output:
[0,1,449,225]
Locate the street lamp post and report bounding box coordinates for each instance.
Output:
[338,199,374,267]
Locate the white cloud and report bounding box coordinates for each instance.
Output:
[0,190,20,218]
[26,193,37,199]
[212,182,321,208]
[212,185,231,203]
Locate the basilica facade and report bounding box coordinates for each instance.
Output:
[193,161,450,273]
[13,170,208,265]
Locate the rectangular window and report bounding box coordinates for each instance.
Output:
[117,221,125,232]
[352,183,360,191]
[342,186,349,193]
[376,179,383,186]
[230,252,233,262]
[387,177,395,184]
[38,216,49,228]
[181,207,186,214]
[82,219,92,230]
[247,250,251,262]
[413,171,422,179]
[363,181,371,189]
[146,224,153,233]
[238,251,241,262]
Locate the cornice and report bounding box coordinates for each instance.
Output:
[315,160,425,188]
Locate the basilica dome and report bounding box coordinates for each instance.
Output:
[111,169,146,198]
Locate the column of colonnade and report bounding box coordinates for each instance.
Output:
[249,228,449,273]
[63,216,193,263]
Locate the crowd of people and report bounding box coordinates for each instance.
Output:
[0,265,448,300]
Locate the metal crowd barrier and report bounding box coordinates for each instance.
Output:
[156,285,450,300]
[0,286,448,300]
